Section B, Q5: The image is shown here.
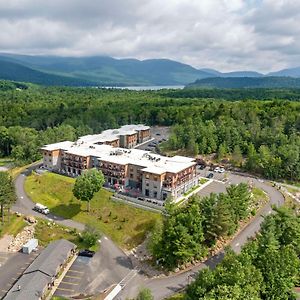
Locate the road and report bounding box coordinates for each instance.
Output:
[12,165,133,297]
[13,165,284,300]
[118,173,285,300]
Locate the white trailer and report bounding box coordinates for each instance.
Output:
[23,238,38,254]
[33,203,50,215]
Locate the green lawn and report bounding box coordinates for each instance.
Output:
[34,218,98,250]
[25,172,161,249]
[0,214,27,238]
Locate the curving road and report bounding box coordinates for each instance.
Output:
[12,165,133,297]
[13,166,284,300]
[118,173,285,300]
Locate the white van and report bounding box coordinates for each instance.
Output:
[33,203,50,215]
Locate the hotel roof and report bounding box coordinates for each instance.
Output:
[78,124,150,144]
[41,141,74,151]
[42,139,195,174]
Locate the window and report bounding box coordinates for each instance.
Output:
[154,191,158,198]
[146,182,149,187]
[154,177,158,181]
[154,185,157,189]
[145,174,150,179]
[130,174,133,179]
[145,189,149,196]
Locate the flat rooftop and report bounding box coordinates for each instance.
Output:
[42,141,195,174]
[78,124,150,144]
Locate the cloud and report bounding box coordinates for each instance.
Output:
[0,0,299,72]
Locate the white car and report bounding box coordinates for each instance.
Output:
[219,168,225,173]
[214,167,220,172]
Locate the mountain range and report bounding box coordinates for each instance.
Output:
[1,53,300,87]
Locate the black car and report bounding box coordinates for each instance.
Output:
[79,249,95,257]
[207,173,214,179]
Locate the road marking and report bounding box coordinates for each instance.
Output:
[235,242,240,247]
[104,236,108,240]
[65,275,81,279]
[17,272,22,275]
[20,196,24,199]
[61,281,79,286]
[68,269,83,274]
[56,287,75,292]
[11,277,17,281]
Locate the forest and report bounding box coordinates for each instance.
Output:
[0,82,299,182]
[149,183,253,269]
[185,206,300,300]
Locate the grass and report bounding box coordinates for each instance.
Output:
[0,157,14,167]
[8,160,41,179]
[0,213,27,238]
[25,172,161,249]
[199,177,208,184]
[183,184,200,196]
[252,187,268,202]
[34,218,98,250]
[166,294,185,300]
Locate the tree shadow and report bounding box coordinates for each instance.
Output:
[134,219,157,231]
[114,256,133,269]
[50,203,82,219]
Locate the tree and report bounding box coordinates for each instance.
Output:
[0,172,16,224]
[136,288,154,300]
[218,142,228,161]
[73,169,105,212]
[80,224,102,247]
[231,145,243,167]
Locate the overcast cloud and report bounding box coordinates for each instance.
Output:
[0,0,299,72]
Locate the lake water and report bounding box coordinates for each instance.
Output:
[100,85,184,91]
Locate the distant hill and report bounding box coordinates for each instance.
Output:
[200,69,263,77]
[186,76,300,89]
[1,52,300,87]
[0,54,213,86]
[268,67,300,78]
[0,59,97,86]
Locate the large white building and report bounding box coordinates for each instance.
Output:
[41,125,199,201]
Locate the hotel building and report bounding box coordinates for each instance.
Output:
[41,125,199,202]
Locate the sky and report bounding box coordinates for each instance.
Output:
[0,0,299,72]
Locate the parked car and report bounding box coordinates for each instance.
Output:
[219,167,225,173]
[156,133,161,136]
[198,164,206,170]
[33,203,50,215]
[207,173,214,178]
[79,249,95,257]
[214,167,220,172]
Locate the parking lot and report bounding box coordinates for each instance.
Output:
[136,126,170,152]
[54,256,89,298]
[0,251,40,299]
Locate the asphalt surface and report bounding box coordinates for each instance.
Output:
[12,164,133,297]
[118,172,285,300]
[13,164,285,300]
[136,126,170,152]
